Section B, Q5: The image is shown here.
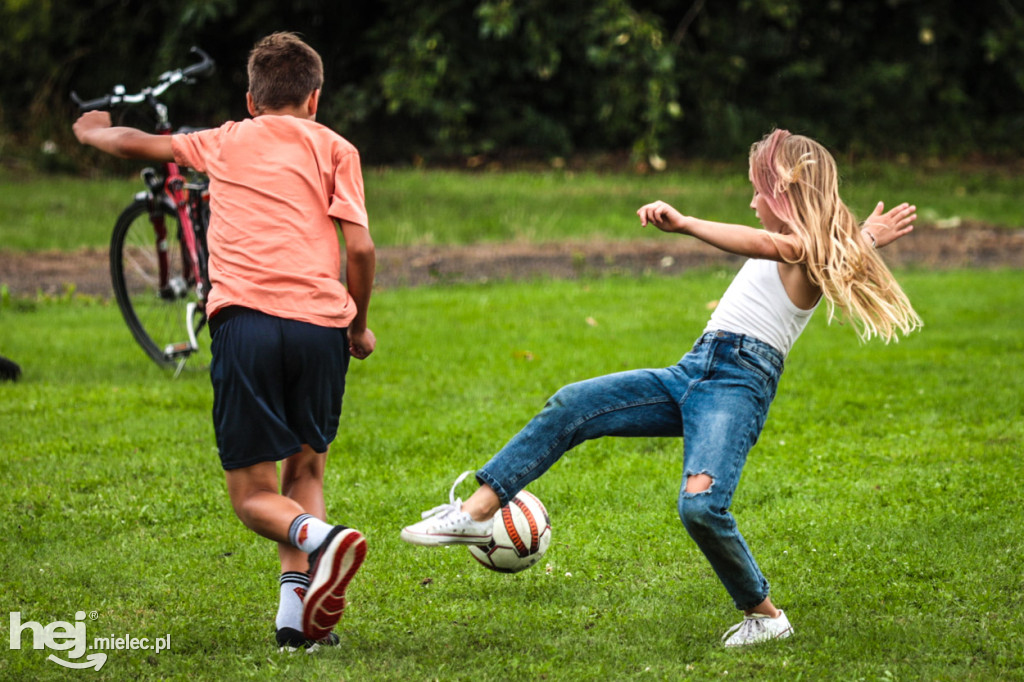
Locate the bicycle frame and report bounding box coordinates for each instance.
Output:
[144,105,206,307]
[143,168,209,369]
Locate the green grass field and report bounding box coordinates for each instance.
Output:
[1,160,1021,251]
[1,164,1022,680]
[1,265,1022,680]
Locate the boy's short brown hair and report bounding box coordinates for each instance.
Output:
[247,32,324,112]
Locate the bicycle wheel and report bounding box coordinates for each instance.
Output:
[110,197,203,368]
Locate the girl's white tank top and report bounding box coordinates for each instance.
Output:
[702,259,819,357]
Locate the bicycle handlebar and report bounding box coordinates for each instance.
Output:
[71,47,214,111]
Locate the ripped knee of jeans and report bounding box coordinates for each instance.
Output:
[678,472,716,534]
[684,472,713,495]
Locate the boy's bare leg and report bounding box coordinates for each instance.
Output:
[224,461,305,543]
[278,445,328,573]
[222,447,330,570]
[226,448,363,646]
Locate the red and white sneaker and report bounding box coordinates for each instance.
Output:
[275,627,340,654]
[302,526,366,641]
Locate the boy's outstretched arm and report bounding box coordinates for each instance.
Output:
[73,111,174,161]
[862,201,916,248]
[340,219,376,360]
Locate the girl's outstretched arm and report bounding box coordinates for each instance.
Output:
[861,202,916,248]
[637,200,803,262]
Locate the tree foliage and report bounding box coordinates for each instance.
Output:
[2,0,1022,168]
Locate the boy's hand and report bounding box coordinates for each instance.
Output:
[637,200,687,234]
[72,110,112,144]
[863,201,916,248]
[348,327,376,360]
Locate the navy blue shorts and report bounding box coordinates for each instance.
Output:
[209,307,351,470]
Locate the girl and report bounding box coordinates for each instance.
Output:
[401,129,922,646]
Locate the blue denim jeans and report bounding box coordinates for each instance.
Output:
[476,330,784,610]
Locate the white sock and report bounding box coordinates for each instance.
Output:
[288,513,333,553]
[276,571,308,631]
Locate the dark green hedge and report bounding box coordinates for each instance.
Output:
[3,0,1022,168]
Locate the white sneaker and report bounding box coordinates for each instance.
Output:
[721,610,793,647]
[400,471,494,546]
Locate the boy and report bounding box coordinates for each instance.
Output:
[73,32,375,651]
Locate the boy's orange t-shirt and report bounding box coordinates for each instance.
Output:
[171,115,368,328]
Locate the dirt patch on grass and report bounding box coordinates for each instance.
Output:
[2,222,1022,297]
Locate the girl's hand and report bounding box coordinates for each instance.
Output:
[637,200,688,234]
[862,201,916,248]
[72,110,112,144]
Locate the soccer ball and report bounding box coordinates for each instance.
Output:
[467,490,551,573]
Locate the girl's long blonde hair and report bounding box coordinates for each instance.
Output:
[749,129,922,343]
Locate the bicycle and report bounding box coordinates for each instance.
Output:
[73,47,215,375]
